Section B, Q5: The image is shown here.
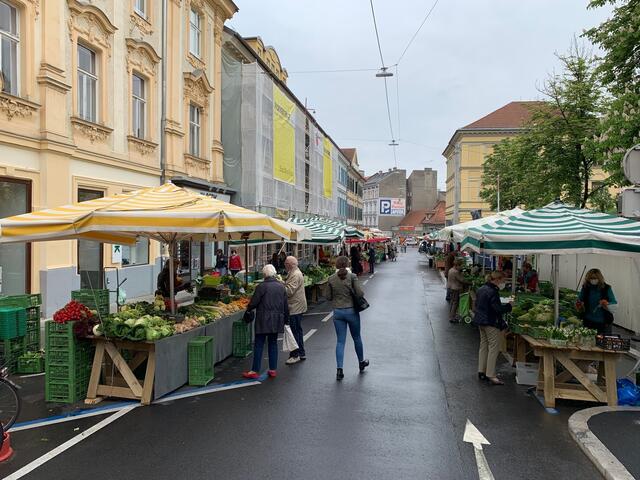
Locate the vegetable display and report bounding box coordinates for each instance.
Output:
[53,300,94,324]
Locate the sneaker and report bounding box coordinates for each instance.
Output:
[299,356,307,361]
[286,357,301,365]
[242,371,259,379]
[359,360,370,372]
[267,370,277,378]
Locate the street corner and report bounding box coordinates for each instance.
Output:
[569,406,640,480]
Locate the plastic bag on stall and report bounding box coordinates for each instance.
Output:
[282,325,299,352]
[617,378,640,406]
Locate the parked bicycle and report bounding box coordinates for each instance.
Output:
[0,364,21,449]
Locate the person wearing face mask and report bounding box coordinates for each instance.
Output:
[577,269,617,335]
[473,271,512,385]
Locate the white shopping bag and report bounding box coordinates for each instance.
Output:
[282,325,299,352]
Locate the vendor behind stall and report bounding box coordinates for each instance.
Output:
[156,259,191,302]
[519,262,539,292]
[577,268,617,335]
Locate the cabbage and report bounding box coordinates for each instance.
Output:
[146,327,162,341]
[124,318,137,328]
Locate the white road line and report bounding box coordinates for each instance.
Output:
[321,313,333,323]
[303,312,332,316]
[154,380,261,403]
[303,329,318,341]
[362,280,369,285]
[19,372,45,378]
[8,405,134,433]
[5,407,136,480]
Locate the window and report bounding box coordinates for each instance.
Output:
[0,1,19,95]
[77,44,97,122]
[189,103,200,157]
[134,0,146,18]
[132,73,146,139]
[122,238,149,266]
[0,178,30,294]
[78,188,104,289]
[189,9,201,57]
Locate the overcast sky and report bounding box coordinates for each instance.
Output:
[228,1,613,190]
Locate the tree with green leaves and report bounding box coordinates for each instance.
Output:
[481,46,611,210]
[584,0,640,186]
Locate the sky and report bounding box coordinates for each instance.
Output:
[228,1,613,190]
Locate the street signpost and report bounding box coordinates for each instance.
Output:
[463,419,495,480]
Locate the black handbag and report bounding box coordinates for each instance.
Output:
[243,309,255,324]
[349,275,370,313]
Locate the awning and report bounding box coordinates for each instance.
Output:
[437,208,525,243]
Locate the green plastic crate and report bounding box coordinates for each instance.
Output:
[17,354,44,374]
[0,307,21,340]
[0,337,26,372]
[45,378,88,404]
[0,294,42,308]
[23,328,40,352]
[188,336,214,386]
[16,309,26,336]
[232,321,252,358]
[46,361,91,381]
[71,289,110,317]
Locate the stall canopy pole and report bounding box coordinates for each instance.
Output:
[244,236,249,290]
[168,239,176,314]
[511,255,517,295]
[553,254,560,325]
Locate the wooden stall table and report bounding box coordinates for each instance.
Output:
[85,336,156,406]
[521,334,625,408]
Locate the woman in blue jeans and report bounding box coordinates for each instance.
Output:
[327,256,369,381]
[242,264,289,379]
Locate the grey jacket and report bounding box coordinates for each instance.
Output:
[247,277,289,334]
[327,271,364,309]
[285,267,307,315]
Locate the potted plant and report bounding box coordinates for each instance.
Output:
[548,327,569,347]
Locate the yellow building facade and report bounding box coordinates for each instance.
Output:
[0,0,236,316]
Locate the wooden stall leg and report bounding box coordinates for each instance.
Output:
[104,342,143,397]
[604,355,618,407]
[543,351,556,408]
[141,350,156,406]
[85,341,106,405]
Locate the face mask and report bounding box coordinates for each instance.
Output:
[589,279,599,286]
[498,282,506,290]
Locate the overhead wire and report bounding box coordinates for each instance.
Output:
[369,0,387,68]
[396,0,440,65]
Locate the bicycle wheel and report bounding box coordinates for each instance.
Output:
[0,379,20,430]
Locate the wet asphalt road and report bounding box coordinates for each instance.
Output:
[2,250,600,479]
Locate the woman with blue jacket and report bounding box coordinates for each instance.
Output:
[577,269,617,335]
[474,271,512,385]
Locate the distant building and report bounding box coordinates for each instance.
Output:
[363,168,407,235]
[341,148,364,227]
[407,168,438,212]
[443,101,539,224]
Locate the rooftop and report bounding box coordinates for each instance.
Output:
[461,101,542,130]
[398,209,428,227]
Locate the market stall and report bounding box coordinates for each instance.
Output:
[458,201,640,406]
[0,183,309,405]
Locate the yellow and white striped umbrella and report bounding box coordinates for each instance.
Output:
[0,183,309,244]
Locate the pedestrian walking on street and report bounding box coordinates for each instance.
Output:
[327,256,369,381]
[577,268,617,335]
[242,264,289,379]
[474,271,512,385]
[284,256,307,364]
[350,246,363,275]
[444,252,456,302]
[229,250,243,277]
[447,259,467,323]
[368,244,376,274]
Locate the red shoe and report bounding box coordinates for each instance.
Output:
[242,371,259,379]
[267,370,277,378]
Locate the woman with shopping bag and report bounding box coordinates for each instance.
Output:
[327,256,369,381]
[242,264,289,379]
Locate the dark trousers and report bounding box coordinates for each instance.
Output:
[449,289,461,321]
[289,313,305,358]
[252,333,278,372]
[583,319,612,335]
[369,260,375,274]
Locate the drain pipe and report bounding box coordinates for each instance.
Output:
[160,0,168,185]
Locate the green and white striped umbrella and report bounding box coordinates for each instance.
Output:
[286,217,363,244]
[437,208,525,243]
[461,202,640,256]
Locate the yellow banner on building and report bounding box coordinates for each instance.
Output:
[323,137,333,199]
[273,86,296,185]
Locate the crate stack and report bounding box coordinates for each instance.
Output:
[0,294,41,372]
[71,289,110,318]
[45,321,94,403]
[188,336,215,386]
[232,321,252,358]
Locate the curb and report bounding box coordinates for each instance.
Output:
[569,406,639,480]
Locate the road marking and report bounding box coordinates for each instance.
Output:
[321,313,333,323]
[19,372,45,378]
[5,406,136,480]
[362,280,369,285]
[303,328,318,341]
[463,419,495,480]
[9,380,262,432]
[303,311,332,316]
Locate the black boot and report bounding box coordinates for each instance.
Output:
[336,368,344,381]
[359,360,370,372]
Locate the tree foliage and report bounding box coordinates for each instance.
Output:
[481,47,609,209]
